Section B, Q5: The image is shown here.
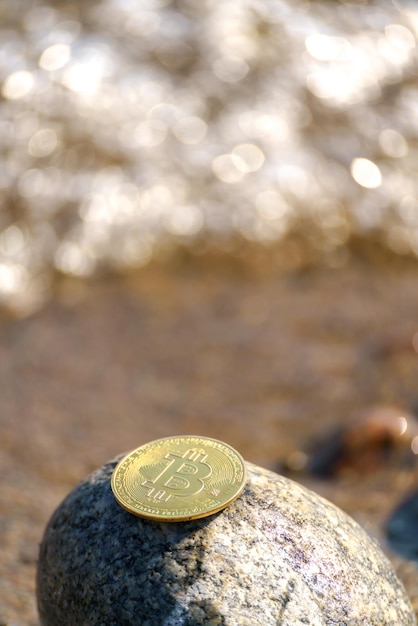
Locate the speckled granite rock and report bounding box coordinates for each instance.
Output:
[37,458,416,626]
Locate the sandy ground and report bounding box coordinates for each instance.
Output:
[1,249,418,625]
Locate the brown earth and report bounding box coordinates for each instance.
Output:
[1,246,418,625]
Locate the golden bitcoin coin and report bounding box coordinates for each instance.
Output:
[111,435,247,522]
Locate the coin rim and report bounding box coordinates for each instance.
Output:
[111,435,247,522]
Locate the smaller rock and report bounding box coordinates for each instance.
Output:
[304,406,418,478]
[37,457,416,626]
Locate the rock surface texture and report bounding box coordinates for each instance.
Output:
[37,458,416,626]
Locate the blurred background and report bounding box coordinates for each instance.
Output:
[2,0,418,623]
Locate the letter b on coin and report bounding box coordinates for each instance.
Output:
[142,448,212,501]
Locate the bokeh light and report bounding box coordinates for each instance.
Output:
[351,158,383,189]
[0,0,417,314]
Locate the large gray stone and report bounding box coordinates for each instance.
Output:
[37,458,416,626]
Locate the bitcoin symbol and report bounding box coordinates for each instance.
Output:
[111,436,247,521]
[142,448,212,502]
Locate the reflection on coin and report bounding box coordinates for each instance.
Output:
[111,435,247,522]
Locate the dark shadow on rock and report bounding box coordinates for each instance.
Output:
[37,456,220,626]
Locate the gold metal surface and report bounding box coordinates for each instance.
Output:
[111,435,247,521]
